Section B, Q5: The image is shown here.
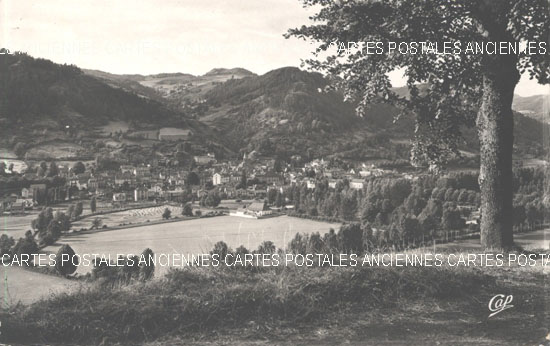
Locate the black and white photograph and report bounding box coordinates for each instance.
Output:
[0,0,549,345]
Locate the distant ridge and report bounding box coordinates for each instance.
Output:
[204,68,256,77]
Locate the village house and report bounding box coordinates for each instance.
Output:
[163,188,186,201]
[359,170,372,177]
[212,172,239,186]
[68,176,79,187]
[29,183,47,202]
[9,199,26,214]
[194,153,216,165]
[148,185,163,198]
[87,177,99,191]
[246,201,272,217]
[220,186,238,198]
[256,172,283,185]
[76,173,92,190]
[120,165,135,174]
[115,172,135,186]
[350,179,365,190]
[158,128,192,141]
[134,186,149,201]
[112,192,127,202]
[0,199,11,213]
[168,175,185,187]
[134,166,151,177]
[230,200,272,218]
[212,173,223,186]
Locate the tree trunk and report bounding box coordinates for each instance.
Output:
[477,56,519,250]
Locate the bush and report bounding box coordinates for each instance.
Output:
[182,203,193,217]
[74,202,84,219]
[139,248,155,281]
[91,249,154,287]
[201,192,221,207]
[210,241,230,263]
[0,234,15,257]
[91,218,102,229]
[11,231,38,264]
[55,244,79,276]
[90,197,97,213]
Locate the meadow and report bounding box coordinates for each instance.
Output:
[46,215,341,275]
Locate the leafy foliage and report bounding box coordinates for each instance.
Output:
[55,244,79,276]
[286,0,549,167]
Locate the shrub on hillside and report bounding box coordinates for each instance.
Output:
[91,249,155,287]
[55,244,79,276]
[201,192,221,207]
[139,248,155,281]
[210,241,231,263]
[182,203,193,217]
[11,231,38,264]
[0,234,15,257]
[257,240,276,254]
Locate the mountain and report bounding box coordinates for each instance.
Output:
[0,53,227,161]
[4,52,546,165]
[81,69,166,102]
[201,67,378,157]
[83,67,256,108]
[204,68,255,77]
[197,67,549,162]
[513,94,550,123]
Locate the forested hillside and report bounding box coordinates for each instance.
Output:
[2,51,548,164]
[0,53,182,130]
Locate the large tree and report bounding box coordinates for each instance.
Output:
[287,0,549,249]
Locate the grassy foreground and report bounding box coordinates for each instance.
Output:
[1,262,549,345]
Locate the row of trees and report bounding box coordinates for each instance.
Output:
[31,202,83,246]
[207,219,456,266]
[0,231,38,260]
[277,168,548,246]
[90,248,155,286]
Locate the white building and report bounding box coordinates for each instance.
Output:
[350,179,365,190]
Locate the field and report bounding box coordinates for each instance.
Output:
[3,201,242,242]
[6,200,550,309]
[2,214,339,304]
[46,215,341,275]
[99,121,129,135]
[25,142,85,160]
[71,204,184,230]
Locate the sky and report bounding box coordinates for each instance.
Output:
[2,0,548,97]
